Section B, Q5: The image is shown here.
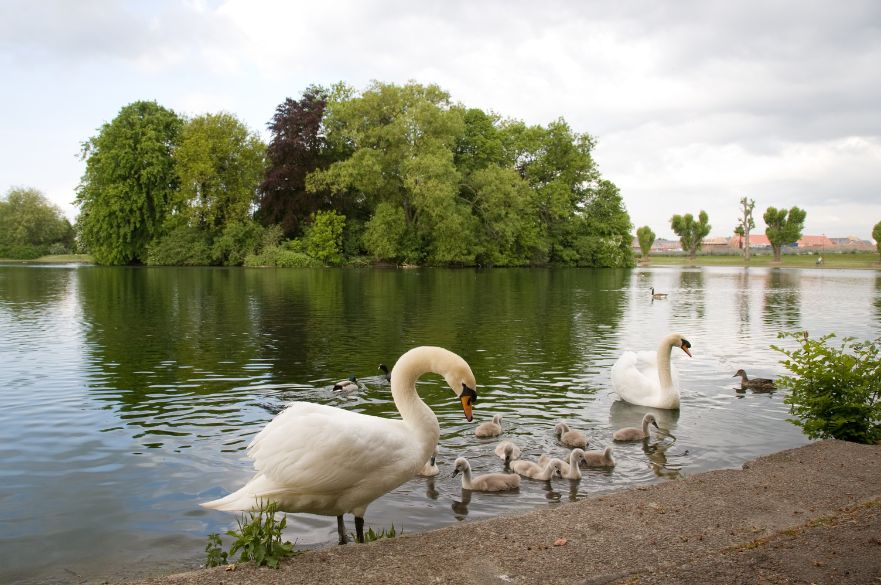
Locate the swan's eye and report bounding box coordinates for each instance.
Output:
[461,384,477,405]
[681,339,691,349]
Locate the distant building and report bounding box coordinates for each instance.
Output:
[730,233,772,249]
[796,235,835,249]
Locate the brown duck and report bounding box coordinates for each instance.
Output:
[733,369,776,391]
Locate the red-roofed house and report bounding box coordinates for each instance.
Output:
[797,235,835,249]
[730,234,772,249]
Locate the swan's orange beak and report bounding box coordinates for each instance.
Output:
[681,345,692,357]
[460,385,476,422]
[460,395,473,421]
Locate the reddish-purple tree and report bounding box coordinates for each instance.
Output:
[257,88,336,238]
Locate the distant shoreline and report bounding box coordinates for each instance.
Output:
[2,252,879,270]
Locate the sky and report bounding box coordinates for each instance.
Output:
[1,0,880,240]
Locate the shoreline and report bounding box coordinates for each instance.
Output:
[120,440,881,585]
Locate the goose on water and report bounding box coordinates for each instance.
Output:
[651,287,668,300]
[475,414,503,438]
[452,457,521,492]
[494,440,521,464]
[613,413,660,441]
[554,422,588,449]
[510,457,564,481]
[611,333,692,409]
[582,446,616,468]
[378,364,391,383]
[201,346,477,544]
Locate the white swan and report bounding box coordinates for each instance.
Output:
[452,457,521,492]
[613,413,659,441]
[511,457,564,480]
[611,333,692,409]
[201,346,477,544]
[582,446,616,468]
[494,440,521,463]
[475,414,503,438]
[554,422,588,449]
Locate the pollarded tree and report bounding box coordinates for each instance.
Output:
[75,101,183,264]
[764,206,807,262]
[734,196,756,261]
[636,225,656,260]
[670,210,711,260]
[872,220,881,263]
[173,112,265,240]
[0,186,74,258]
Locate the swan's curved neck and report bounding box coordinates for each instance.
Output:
[656,335,677,390]
[390,347,444,450]
[461,467,473,489]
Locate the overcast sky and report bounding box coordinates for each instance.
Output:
[2,0,880,239]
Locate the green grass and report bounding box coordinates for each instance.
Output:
[0,254,95,264]
[641,252,880,269]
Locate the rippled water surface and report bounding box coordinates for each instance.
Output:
[1,265,879,583]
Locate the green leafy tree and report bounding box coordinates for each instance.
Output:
[636,225,656,260]
[174,112,265,239]
[75,101,183,264]
[303,210,346,265]
[872,220,881,262]
[576,180,635,267]
[764,206,807,262]
[774,332,881,444]
[468,166,543,266]
[670,210,711,260]
[0,186,74,258]
[308,82,469,265]
[734,196,756,261]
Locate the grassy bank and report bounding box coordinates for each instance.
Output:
[0,254,95,264]
[641,252,880,269]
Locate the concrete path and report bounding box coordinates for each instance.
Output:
[126,440,881,585]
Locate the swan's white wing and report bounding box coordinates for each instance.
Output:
[246,402,415,494]
[611,350,661,405]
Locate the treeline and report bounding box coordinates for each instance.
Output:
[8,81,636,267]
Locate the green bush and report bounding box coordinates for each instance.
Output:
[145,225,212,266]
[303,210,345,265]
[245,247,321,268]
[212,220,264,266]
[773,332,881,444]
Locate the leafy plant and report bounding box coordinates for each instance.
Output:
[351,524,403,543]
[204,532,228,567]
[223,501,296,568]
[773,332,881,444]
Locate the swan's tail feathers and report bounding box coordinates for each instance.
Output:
[200,475,279,512]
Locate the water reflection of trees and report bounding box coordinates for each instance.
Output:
[672,269,705,320]
[875,273,881,322]
[762,270,801,328]
[75,267,629,448]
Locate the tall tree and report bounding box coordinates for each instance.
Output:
[576,180,634,267]
[0,186,74,258]
[174,112,265,238]
[873,220,881,263]
[764,206,807,262]
[670,210,711,260]
[636,225,656,260]
[734,196,756,261]
[75,101,183,264]
[258,87,344,238]
[308,81,470,264]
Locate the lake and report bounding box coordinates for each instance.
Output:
[1,265,879,584]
